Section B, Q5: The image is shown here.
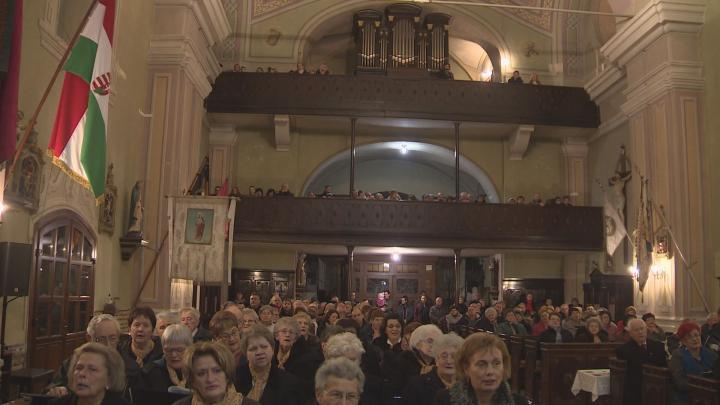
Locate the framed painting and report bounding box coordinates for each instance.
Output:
[185,208,214,244]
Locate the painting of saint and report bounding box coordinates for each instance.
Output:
[185,208,214,244]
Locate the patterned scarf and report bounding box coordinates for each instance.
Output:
[191,385,244,405]
[166,363,186,388]
[131,339,155,367]
[413,349,434,375]
[276,345,292,370]
[449,380,515,405]
[247,365,270,401]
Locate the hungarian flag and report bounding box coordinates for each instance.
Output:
[48,0,115,198]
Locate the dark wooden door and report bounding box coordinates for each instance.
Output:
[29,219,95,371]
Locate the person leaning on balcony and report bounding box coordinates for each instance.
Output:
[528,72,541,85]
[438,63,454,80]
[507,70,524,84]
[316,63,331,75]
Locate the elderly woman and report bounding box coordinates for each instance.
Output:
[154,311,179,337]
[669,321,718,404]
[49,343,129,405]
[118,306,164,395]
[575,317,609,343]
[384,324,443,400]
[323,332,381,405]
[477,308,499,332]
[172,342,258,405]
[532,309,551,336]
[372,313,403,353]
[234,325,302,405]
[403,333,464,405]
[314,358,365,405]
[140,324,193,392]
[435,332,528,405]
[239,308,259,335]
[598,309,617,341]
[293,311,320,346]
[274,317,324,400]
[210,310,243,364]
[258,305,275,332]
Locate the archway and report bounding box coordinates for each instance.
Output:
[302,141,500,202]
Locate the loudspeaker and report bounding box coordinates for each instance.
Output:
[0,242,32,296]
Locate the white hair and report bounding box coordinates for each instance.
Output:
[161,324,193,347]
[324,333,365,361]
[431,333,464,358]
[315,357,365,394]
[180,307,200,320]
[485,307,498,317]
[157,311,179,324]
[409,324,443,350]
[86,314,120,338]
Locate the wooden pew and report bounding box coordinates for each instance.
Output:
[538,342,622,405]
[510,335,526,393]
[687,374,720,405]
[641,365,671,405]
[523,337,540,403]
[609,357,626,405]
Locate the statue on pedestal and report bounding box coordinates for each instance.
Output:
[126,181,143,237]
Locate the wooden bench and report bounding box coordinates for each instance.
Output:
[609,357,626,405]
[687,374,720,405]
[523,337,540,402]
[641,365,671,405]
[538,343,621,405]
[510,335,526,393]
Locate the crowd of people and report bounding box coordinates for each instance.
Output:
[40,289,720,405]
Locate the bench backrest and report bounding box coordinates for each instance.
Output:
[609,357,627,405]
[687,374,720,405]
[641,364,671,405]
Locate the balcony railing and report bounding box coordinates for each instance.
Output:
[233,197,604,251]
[206,73,600,128]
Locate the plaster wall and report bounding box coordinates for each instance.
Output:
[503,253,564,279]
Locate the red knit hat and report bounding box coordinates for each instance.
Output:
[676,321,700,340]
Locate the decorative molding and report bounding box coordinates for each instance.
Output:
[208,125,238,145]
[588,113,629,144]
[601,0,706,67]
[147,36,213,98]
[621,61,704,117]
[561,139,589,158]
[508,125,534,160]
[584,65,625,102]
[38,16,66,61]
[273,115,291,152]
[155,0,231,46]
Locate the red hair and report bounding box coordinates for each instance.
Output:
[676,321,700,340]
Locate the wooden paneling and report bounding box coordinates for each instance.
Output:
[687,375,720,405]
[609,357,626,405]
[206,73,600,128]
[233,198,604,251]
[642,365,671,405]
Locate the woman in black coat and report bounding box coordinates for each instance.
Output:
[574,317,609,343]
[138,324,193,394]
[403,333,464,405]
[118,307,164,397]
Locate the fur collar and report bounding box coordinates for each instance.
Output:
[449,380,515,405]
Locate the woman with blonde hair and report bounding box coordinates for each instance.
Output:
[50,342,129,405]
[403,333,464,405]
[172,341,258,405]
[435,332,528,405]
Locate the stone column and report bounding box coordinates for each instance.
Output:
[599,0,707,321]
[209,125,239,190]
[561,138,589,206]
[138,0,230,307]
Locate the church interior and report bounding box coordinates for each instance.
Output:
[1,0,720,404]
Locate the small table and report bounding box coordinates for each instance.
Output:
[571,369,610,402]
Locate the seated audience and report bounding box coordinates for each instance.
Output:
[496,309,528,336]
[180,307,213,342]
[274,317,324,400]
[119,306,164,395]
[314,358,365,405]
[49,343,129,405]
[401,322,422,351]
[562,307,585,337]
[434,332,528,405]
[239,308,259,335]
[154,311,179,337]
[316,63,330,75]
[476,307,499,332]
[643,312,666,343]
[616,318,668,405]
[258,305,275,332]
[293,311,320,346]
[598,309,618,341]
[140,324,192,393]
[465,303,482,329]
[174,342,258,405]
[210,310,243,364]
[403,333,464,405]
[324,332,382,405]
[235,325,302,405]
[222,301,244,323]
[701,310,719,348]
[430,296,447,325]
[532,309,551,336]
[441,305,467,333]
[384,324,443,400]
[574,317,609,343]
[669,321,718,404]
[290,62,307,74]
[539,313,574,343]
[507,70,523,84]
[46,314,121,397]
[369,309,385,343]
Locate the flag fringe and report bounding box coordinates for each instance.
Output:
[46,149,104,204]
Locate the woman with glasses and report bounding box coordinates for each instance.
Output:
[403,333,464,405]
[384,324,442,400]
[234,325,302,405]
[314,357,364,405]
[140,324,192,392]
[239,308,259,335]
[274,317,324,401]
[669,321,718,404]
[210,310,243,364]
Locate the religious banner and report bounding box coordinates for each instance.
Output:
[168,196,235,283]
[604,193,627,256]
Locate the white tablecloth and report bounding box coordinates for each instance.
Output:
[571,369,610,402]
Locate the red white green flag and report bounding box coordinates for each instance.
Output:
[48,0,115,198]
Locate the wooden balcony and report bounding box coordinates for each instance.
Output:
[233,197,604,251]
[206,72,600,128]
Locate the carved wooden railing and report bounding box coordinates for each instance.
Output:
[233,197,604,251]
[206,72,600,128]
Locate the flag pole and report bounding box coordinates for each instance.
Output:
[4,0,99,184]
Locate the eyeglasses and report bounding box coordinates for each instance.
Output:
[241,319,256,325]
[94,335,119,344]
[219,329,240,340]
[165,347,185,356]
[276,329,295,336]
[324,390,360,403]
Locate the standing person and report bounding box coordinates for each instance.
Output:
[615,319,668,405]
[398,296,414,325]
[414,294,431,324]
[524,293,535,314]
[429,296,447,326]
